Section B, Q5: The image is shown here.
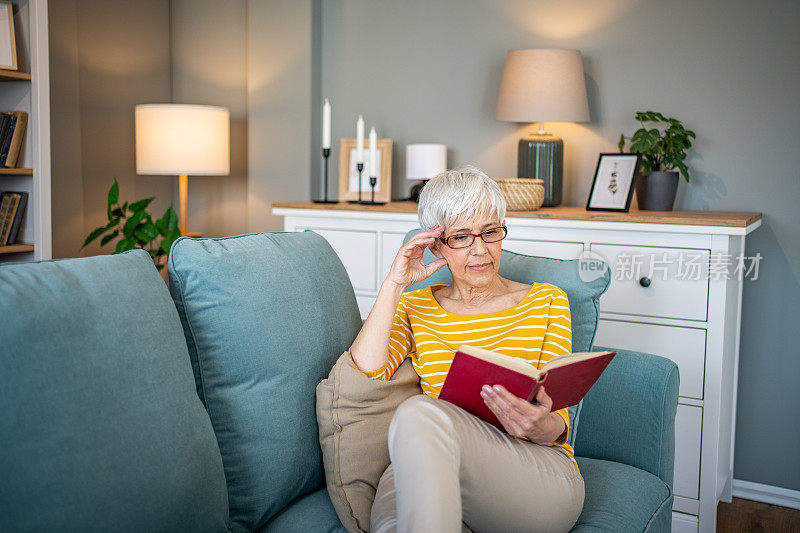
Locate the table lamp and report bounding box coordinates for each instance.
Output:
[406,144,447,202]
[135,104,230,236]
[495,49,589,206]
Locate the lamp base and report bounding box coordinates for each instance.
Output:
[312,200,339,204]
[408,180,428,203]
[517,133,563,207]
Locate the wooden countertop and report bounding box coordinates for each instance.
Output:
[272,201,762,228]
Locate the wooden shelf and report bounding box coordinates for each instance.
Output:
[0,243,33,254]
[0,168,33,175]
[272,201,763,228]
[0,69,31,81]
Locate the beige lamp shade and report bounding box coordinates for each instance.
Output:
[135,104,230,175]
[495,49,589,123]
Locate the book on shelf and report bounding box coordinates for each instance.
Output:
[438,344,616,433]
[0,190,28,245]
[5,111,27,168]
[0,113,11,162]
[0,111,27,168]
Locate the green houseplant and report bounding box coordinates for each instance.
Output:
[82,178,181,271]
[618,111,696,211]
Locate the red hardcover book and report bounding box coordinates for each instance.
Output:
[438,345,616,432]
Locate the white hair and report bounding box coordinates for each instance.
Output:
[417,164,507,231]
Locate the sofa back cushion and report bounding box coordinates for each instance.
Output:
[0,250,229,532]
[168,231,362,532]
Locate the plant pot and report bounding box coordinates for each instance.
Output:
[635,171,679,211]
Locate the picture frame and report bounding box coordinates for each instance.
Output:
[0,1,17,71]
[586,153,642,212]
[338,137,393,203]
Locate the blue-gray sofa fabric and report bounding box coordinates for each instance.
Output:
[168,232,362,532]
[1,231,678,532]
[0,250,228,532]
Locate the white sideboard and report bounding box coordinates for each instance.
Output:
[273,202,762,533]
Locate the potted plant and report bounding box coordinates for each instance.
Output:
[83,178,182,278]
[618,111,696,211]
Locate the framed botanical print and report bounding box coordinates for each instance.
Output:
[337,137,392,203]
[586,153,642,212]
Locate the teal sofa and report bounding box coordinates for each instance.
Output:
[0,230,678,532]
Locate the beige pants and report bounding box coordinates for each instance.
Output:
[370,394,584,533]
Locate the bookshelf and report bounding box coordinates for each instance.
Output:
[0,0,50,264]
[0,167,33,174]
[0,68,30,81]
[0,242,33,254]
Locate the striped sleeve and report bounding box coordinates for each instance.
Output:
[543,287,572,447]
[359,296,415,381]
[541,287,572,358]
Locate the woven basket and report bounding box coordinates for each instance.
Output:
[496,178,545,211]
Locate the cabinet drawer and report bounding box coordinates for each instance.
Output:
[300,227,377,292]
[671,511,698,533]
[594,319,706,400]
[674,404,702,500]
[590,244,709,321]
[381,232,407,282]
[355,295,376,320]
[503,239,584,260]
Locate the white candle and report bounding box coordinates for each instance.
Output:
[356,115,365,164]
[322,98,331,149]
[369,127,377,176]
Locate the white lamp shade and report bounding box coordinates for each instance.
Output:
[406,144,447,181]
[135,104,230,175]
[494,49,590,123]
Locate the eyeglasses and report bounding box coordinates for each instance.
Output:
[439,226,508,249]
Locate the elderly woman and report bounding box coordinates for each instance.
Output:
[349,165,584,533]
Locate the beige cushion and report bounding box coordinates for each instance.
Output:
[316,351,422,532]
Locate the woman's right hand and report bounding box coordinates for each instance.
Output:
[386,225,449,288]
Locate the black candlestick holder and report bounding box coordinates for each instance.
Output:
[360,175,386,205]
[313,147,338,203]
[348,162,364,204]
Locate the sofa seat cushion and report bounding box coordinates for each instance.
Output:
[168,231,363,531]
[258,488,346,533]
[571,457,672,532]
[0,250,229,532]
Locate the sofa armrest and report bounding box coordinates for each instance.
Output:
[574,346,680,491]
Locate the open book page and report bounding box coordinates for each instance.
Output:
[540,350,615,371]
[457,344,614,378]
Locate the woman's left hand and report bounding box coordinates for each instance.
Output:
[480,384,565,445]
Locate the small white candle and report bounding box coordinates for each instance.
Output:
[356,115,365,164]
[369,127,377,176]
[322,98,331,149]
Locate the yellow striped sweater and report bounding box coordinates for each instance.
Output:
[354,282,578,470]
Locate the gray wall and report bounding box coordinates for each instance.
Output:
[49,0,173,258]
[48,0,83,258]
[171,0,248,237]
[246,0,315,232]
[318,0,800,490]
[50,0,312,249]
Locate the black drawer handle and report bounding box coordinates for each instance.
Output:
[639,276,651,287]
